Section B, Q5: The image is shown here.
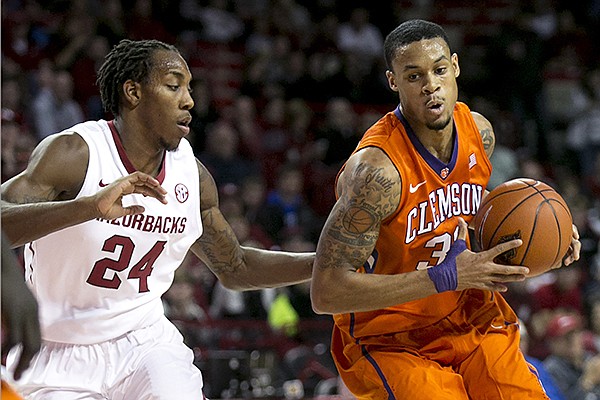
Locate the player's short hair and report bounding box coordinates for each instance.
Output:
[383,19,451,70]
[97,39,180,116]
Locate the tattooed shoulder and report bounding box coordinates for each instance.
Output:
[480,126,495,157]
[348,161,400,220]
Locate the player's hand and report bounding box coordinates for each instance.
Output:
[454,218,529,292]
[1,295,41,380]
[91,172,168,220]
[1,236,42,380]
[563,223,581,266]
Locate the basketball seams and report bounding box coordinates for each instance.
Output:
[480,180,543,206]
[520,199,550,267]
[547,198,572,266]
[485,191,540,250]
[475,178,572,276]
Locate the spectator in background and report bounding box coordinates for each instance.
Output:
[1,6,51,72]
[519,321,566,400]
[1,113,36,183]
[163,270,209,349]
[278,51,308,100]
[257,96,290,184]
[566,66,600,196]
[257,163,320,245]
[315,97,361,169]
[302,50,351,103]
[240,175,267,227]
[187,78,220,155]
[180,0,244,44]
[96,0,126,47]
[284,98,317,165]
[1,77,37,183]
[337,8,383,68]
[543,313,600,399]
[228,95,263,161]
[245,17,274,58]
[1,78,29,130]
[31,68,84,139]
[49,2,97,71]
[526,263,586,359]
[487,14,549,160]
[69,35,110,120]
[239,174,278,248]
[209,281,274,321]
[336,8,385,102]
[584,290,600,354]
[531,264,585,315]
[199,119,259,187]
[219,183,273,249]
[126,0,175,43]
[269,0,312,46]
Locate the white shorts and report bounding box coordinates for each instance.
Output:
[5,317,205,400]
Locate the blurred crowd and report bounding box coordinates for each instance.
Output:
[2,0,600,398]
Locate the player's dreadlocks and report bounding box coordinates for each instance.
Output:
[96,39,179,117]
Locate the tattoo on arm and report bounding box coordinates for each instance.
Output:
[197,208,244,275]
[316,162,399,271]
[480,127,495,157]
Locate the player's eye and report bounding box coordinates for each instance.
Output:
[168,85,180,91]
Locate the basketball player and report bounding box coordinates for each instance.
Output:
[0,39,314,399]
[311,20,581,399]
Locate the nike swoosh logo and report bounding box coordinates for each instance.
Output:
[409,180,427,193]
[491,324,504,329]
[99,179,110,187]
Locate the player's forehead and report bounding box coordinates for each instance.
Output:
[148,50,192,82]
[391,38,451,71]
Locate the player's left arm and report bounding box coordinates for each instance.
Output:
[471,111,495,159]
[189,159,313,291]
[467,111,495,232]
[470,111,580,265]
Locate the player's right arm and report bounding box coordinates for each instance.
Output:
[311,147,530,315]
[1,132,167,248]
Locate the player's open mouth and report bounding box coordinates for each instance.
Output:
[426,101,444,116]
[177,117,191,135]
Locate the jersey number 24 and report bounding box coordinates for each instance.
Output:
[86,235,166,292]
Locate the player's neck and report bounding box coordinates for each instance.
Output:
[414,126,454,164]
[112,117,165,177]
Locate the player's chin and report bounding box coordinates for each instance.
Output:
[164,138,182,152]
[426,114,452,131]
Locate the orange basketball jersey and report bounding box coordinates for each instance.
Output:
[332,102,516,344]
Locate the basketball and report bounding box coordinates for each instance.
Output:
[473,178,573,277]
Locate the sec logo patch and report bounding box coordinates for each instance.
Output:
[174,183,189,203]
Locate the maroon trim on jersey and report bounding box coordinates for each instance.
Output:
[107,120,166,184]
[394,106,458,180]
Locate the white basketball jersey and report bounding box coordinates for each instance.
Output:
[24,120,203,344]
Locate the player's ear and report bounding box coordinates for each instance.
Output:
[451,53,460,78]
[123,79,141,108]
[386,70,399,92]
